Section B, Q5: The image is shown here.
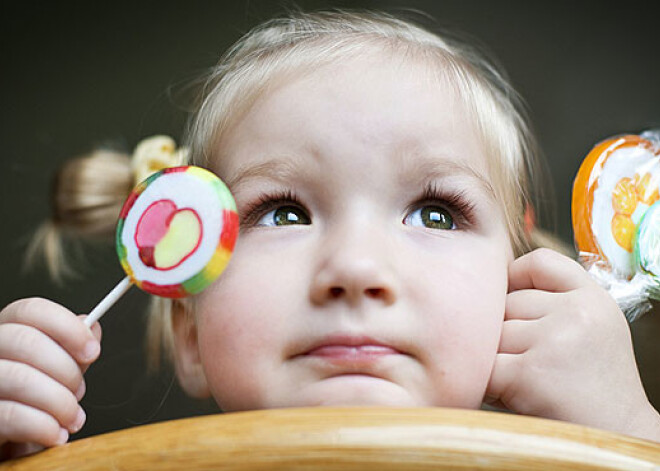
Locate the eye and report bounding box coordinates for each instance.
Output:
[404,205,455,230]
[258,205,311,227]
[240,190,312,229]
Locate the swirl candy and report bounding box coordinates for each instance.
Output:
[572,131,660,321]
[84,166,238,326]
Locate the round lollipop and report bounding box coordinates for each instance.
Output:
[84,166,238,327]
[572,134,659,278]
[572,131,660,322]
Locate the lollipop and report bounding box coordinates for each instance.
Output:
[572,134,660,277]
[84,166,238,327]
[572,130,660,321]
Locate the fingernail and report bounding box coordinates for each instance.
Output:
[82,341,100,362]
[57,428,69,445]
[70,407,86,433]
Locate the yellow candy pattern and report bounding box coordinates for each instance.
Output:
[611,173,659,252]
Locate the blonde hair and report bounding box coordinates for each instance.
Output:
[31,10,564,370]
[25,149,133,282]
[183,10,563,249]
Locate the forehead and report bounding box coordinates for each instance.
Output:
[215,51,489,186]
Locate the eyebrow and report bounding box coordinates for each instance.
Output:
[403,158,497,200]
[226,158,303,190]
[227,155,497,200]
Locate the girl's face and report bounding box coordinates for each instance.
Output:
[189,54,513,411]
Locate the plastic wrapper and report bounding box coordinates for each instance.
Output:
[572,130,660,322]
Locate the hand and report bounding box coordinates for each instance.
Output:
[0,298,102,460]
[486,248,660,441]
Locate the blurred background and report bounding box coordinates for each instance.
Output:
[2,0,659,439]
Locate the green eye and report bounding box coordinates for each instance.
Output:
[262,206,311,226]
[406,206,454,230]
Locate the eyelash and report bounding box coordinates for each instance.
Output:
[239,184,477,229]
[407,183,477,229]
[240,189,306,229]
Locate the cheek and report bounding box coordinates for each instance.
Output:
[410,238,508,405]
[409,235,508,321]
[198,241,296,348]
[429,256,506,350]
[192,244,304,410]
[195,288,269,409]
[198,269,276,358]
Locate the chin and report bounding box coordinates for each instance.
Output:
[293,375,422,408]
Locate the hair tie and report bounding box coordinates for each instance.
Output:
[524,203,536,235]
[131,135,189,184]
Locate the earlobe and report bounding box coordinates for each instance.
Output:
[171,300,211,399]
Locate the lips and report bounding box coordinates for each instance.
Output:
[306,345,399,358]
[295,335,405,363]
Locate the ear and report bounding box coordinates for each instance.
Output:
[171,300,211,398]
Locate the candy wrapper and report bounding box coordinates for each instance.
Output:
[572,130,660,322]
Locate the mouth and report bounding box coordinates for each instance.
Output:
[293,334,407,366]
[305,344,399,359]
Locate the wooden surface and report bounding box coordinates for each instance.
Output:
[2,407,659,470]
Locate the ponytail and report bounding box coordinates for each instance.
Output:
[25,135,187,281]
[25,149,132,281]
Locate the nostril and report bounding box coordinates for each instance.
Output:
[365,288,384,298]
[330,287,344,298]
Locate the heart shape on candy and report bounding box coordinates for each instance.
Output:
[572,134,660,278]
[135,199,202,270]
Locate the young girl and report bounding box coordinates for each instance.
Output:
[1,10,658,458]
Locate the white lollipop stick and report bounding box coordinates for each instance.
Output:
[84,277,132,327]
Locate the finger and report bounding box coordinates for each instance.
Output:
[498,320,537,354]
[0,323,83,393]
[75,378,86,402]
[505,289,558,321]
[0,400,68,448]
[0,298,100,364]
[0,360,85,434]
[77,315,102,375]
[485,353,522,408]
[508,248,592,293]
[78,315,103,343]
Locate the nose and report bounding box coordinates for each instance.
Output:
[309,224,399,306]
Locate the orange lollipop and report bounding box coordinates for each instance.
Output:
[572,134,659,278]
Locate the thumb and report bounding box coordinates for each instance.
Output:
[77,315,102,343]
[77,315,102,375]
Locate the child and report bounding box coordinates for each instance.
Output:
[1,10,658,459]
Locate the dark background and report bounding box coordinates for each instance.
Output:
[2,0,659,440]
